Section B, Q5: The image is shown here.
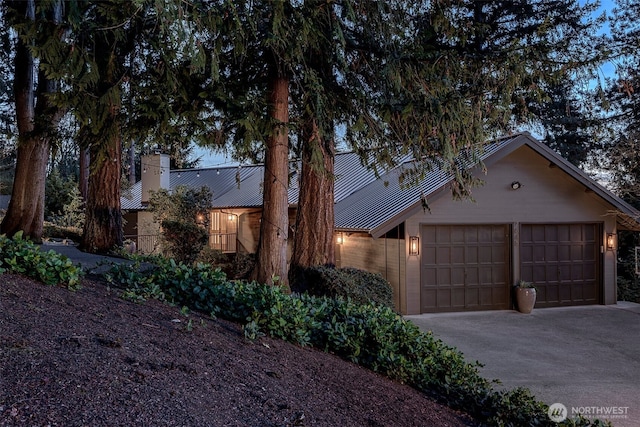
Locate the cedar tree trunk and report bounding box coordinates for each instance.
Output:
[79,147,90,202]
[81,132,123,253]
[1,0,63,242]
[290,118,335,275]
[79,19,125,253]
[251,73,290,288]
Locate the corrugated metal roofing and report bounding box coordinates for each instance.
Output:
[334,134,518,235]
[121,132,640,233]
[122,151,387,211]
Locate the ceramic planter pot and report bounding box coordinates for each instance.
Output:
[516,287,536,314]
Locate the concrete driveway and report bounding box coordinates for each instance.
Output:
[406,304,640,427]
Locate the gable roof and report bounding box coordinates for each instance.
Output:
[122,132,640,234]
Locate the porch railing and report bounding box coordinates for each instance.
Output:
[124,234,159,254]
[209,233,237,253]
[125,233,237,254]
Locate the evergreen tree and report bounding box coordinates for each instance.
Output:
[4,0,213,252]
[1,0,65,242]
[292,0,605,274]
[592,0,640,301]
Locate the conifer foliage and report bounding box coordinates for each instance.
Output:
[1,0,605,283]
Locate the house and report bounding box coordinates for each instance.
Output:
[122,133,640,315]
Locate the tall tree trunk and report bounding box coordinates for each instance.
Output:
[79,16,125,253]
[252,73,290,288]
[79,147,90,202]
[128,143,136,186]
[81,129,123,253]
[1,0,63,242]
[290,118,335,278]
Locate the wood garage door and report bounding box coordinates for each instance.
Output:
[520,224,600,307]
[421,225,510,313]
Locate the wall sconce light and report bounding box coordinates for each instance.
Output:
[228,214,235,221]
[196,214,204,224]
[606,233,617,251]
[409,236,420,256]
[511,181,522,190]
[336,232,344,245]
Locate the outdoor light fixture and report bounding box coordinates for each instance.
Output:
[228,214,235,221]
[409,236,420,256]
[511,181,522,190]
[606,233,617,251]
[336,233,344,245]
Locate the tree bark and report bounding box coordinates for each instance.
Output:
[290,118,335,275]
[79,22,124,253]
[1,0,63,242]
[251,73,290,288]
[80,130,123,253]
[79,147,90,202]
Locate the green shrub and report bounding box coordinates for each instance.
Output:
[102,261,608,427]
[43,222,83,243]
[196,247,227,266]
[291,265,394,309]
[0,232,83,289]
[161,220,209,265]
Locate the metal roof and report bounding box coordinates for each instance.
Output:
[121,132,640,233]
[334,134,518,236]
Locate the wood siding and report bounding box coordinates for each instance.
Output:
[336,233,406,312]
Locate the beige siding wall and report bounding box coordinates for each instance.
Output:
[404,146,619,314]
[336,233,406,312]
[224,207,297,257]
[136,211,161,254]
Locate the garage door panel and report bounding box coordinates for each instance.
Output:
[452,246,465,263]
[466,267,479,284]
[571,265,584,280]
[532,265,546,283]
[451,227,465,243]
[437,290,451,307]
[451,289,465,308]
[466,246,478,263]
[451,268,464,286]
[545,225,558,241]
[533,246,545,262]
[421,224,509,313]
[437,227,451,243]
[571,245,583,261]
[479,266,493,284]
[571,284,584,301]
[520,223,600,308]
[437,248,451,264]
[437,268,451,285]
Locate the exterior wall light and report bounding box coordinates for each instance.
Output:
[409,236,420,256]
[228,214,235,221]
[336,232,344,245]
[606,233,617,251]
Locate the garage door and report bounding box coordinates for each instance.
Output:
[520,224,600,307]
[421,225,510,313]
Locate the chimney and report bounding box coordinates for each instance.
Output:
[141,153,170,204]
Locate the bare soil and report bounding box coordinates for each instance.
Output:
[0,274,476,427]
